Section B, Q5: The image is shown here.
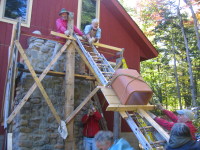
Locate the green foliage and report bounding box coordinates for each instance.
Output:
[119,0,200,110]
[81,0,96,30]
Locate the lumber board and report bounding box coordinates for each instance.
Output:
[119,111,128,119]
[137,109,170,142]
[103,96,121,104]
[14,41,61,123]
[106,105,155,111]
[51,31,123,52]
[7,40,71,124]
[18,68,96,80]
[7,133,12,150]
[99,86,117,96]
[65,13,75,149]
[65,87,100,123]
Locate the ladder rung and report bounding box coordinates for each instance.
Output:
[93,59,103,61]
[102,72,114,74]
[139,126,153,130]
[92,56,102,58]
[89,52,98,54]
[97,64,109,66]
[150,140,166,145]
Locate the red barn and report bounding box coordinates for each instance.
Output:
[0,0,158,148]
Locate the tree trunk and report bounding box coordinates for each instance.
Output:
[177,0,196,106]
[183,0,200,52]
[171,32,182,109]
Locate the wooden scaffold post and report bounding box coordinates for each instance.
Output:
[64,12,75,150]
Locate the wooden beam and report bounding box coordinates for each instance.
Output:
[7,40,71,124]
[14,40,61,123]
[138,109,170,142]
[51,31,123,52]
[51,31,75,40]
[106,105,156,111]
[7,133,12,150]
[119,111,128,119]
[94,43,122,52]
[65,87,100,124]
[65,13,75,150]
[18,68,96,80]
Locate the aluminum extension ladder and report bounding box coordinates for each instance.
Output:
[74,34,169,149]
[74,34,115,86]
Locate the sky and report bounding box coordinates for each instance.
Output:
[121,0,199,16]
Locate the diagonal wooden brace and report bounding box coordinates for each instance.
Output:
[64,87,100,124]
[7,40,71,124]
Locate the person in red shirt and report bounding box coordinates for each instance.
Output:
[148,104,197,140]
[82,104,102,150]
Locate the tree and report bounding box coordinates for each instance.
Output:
[177,0,197,106]
[183,0,200,52]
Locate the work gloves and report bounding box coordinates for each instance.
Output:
[64,30,70,36]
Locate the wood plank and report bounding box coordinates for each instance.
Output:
[106,105,155,111]
[119,111,128,118]
[51,31,123,52]
[99,86,117,96]
[7,133,12,150]
[18,68,96,80]
[94,43,123,52]
[137,109,170,142]
[103,96,121,104]
[51,31,75,40]
[14,41,61,123]
[65,13,75,150]
[7,40,71,124]
[65,87,100,124]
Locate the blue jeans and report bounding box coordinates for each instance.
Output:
[83,137,97,150]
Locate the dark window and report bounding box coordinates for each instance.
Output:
[4,0,28,21]
[81,0,96,30]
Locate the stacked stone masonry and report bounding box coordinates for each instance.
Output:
[12,35,92,150]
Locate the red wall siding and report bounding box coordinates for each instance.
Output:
[0,0,154,134]
[100,1,140,71]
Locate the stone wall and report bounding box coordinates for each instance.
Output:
[12,34,92,150]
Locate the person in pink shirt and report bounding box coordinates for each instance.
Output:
[51,8,83,71]
[56,8,83,37]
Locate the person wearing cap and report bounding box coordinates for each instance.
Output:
[94,131,134,150]
[50,8,83,71]
[81,104,102,150]
[84,18,101,45]
[56,8,83,37]
[166,123,200,150]
[148,104,197,140]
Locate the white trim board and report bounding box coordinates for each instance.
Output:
[0,0,33,28]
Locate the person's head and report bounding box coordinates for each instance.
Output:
[94,131,114,150]
[176,109,194,123]
[88,104,96,116]
[59,8,69,20]
[91,19,99,30]
[170,123,192,138]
